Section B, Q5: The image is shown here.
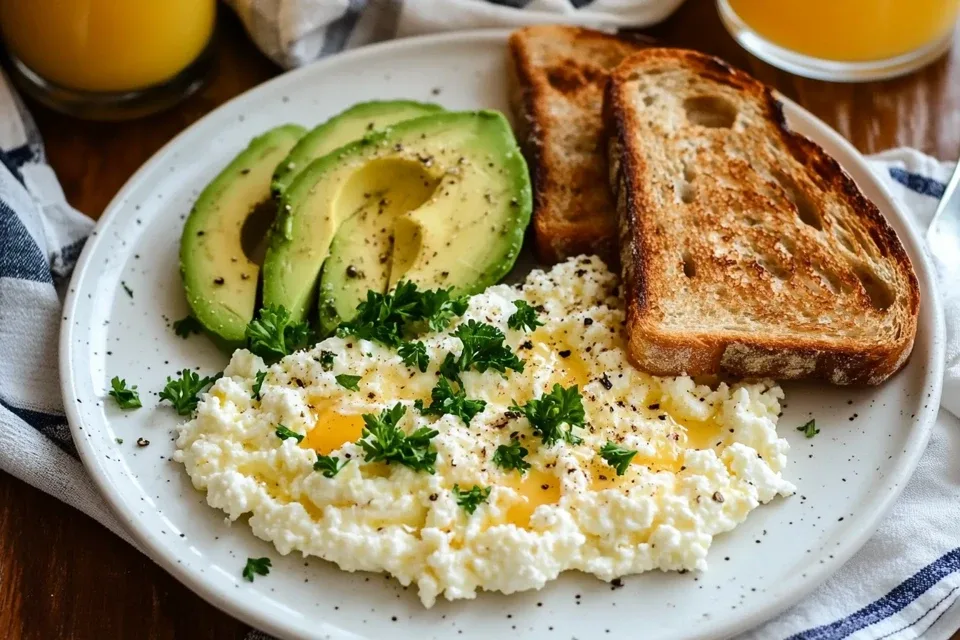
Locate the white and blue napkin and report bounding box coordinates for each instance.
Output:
[2,2,959,637]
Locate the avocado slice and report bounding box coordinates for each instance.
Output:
[180,124,306,346]
[261,110,532,328]
[271,100,443,198]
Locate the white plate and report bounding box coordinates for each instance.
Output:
[60,30,945,640]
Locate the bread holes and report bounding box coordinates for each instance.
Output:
[835,227,857,253]
[643,94,656,107]
[758,258,789,280]
[814,265,843,294]
[546,66,584,93]
[677,161,696,204]
[773,171,822,231]
[853,264,894,310]
[682,95,738,128]
[779,235,796,256]
[681,252,697,278]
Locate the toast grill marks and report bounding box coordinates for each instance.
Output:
[508,26,651,264]
[605,49,919,385]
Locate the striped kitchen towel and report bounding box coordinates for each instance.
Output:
[2,8,960,638]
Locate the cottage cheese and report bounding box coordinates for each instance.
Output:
[174,256,795,606]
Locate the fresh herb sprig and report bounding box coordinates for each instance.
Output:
[440,320,524,383]
[492,438,531,473]
[797,419,819,438]
[598,442,637,476]
[245,305,311,361]
[314,455,348,478]
[337,281,421,347]
[335,374,362,391]
[507,300,543,332]
[108,377,141,409]
[453,484,491,515]
[252,370,267,400]
[511,383,585,446]
[275,424,304,443]
[159,369,220,415]
[317,350,335,371]
[416,288,469,333]
[415,377,486,425]
[172,315,203,339]
[242,557,271,582]
[358,403,438,473]
[398,341,429,372]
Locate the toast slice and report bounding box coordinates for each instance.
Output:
[605,49,919,385]
[508,25,651,264]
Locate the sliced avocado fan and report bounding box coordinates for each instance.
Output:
[271,100,443,198]
[180,124,306,347]
[261,110,532,330]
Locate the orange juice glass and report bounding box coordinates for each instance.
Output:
[0,0,216,119]
[718,0,960,81]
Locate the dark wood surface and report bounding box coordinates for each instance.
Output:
[1,2,957,638]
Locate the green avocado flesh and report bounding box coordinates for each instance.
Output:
[271,100,442,198]
[180,124,306,346]
[261,110,532,329]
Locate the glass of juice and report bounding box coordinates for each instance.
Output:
[0,0,216,120]
[718,0,960,81]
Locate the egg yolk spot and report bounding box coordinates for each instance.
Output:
[527,329,590,389]
[502,468,562,528]
[302,410,366,455]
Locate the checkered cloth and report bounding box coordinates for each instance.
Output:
[2,1,960,637]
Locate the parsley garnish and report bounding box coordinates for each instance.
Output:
[245,305,311,361]
[335,373,362,391]
[314,455,348,478]
[108,376,141,409]
[318,350,335,371]
[416,287,469,333]
[511,383,584,446]
[507,300,543,332]
[252,370,267,400]
[398,341,429,372]
[275,424,304,443]
[172,315,203,338]
[242,557,271,582]
[797,419,819,438]
[159,369,219,415]
[338,281,421,347]
[358,403,438,473]
[440,320,525,382]
[453,484,491,515]
[415,377,486,425]
[598,442,637,476]
[493,438,531,473]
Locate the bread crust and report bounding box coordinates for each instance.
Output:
[508,26,651,264]
[604,48,919,385]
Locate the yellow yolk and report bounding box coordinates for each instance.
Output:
[677,417,723,450]
[503,468,562,528]
[528,329,590,389]
[303,410,366,455]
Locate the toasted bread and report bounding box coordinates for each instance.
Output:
[508,26,651,264]
[605,49,919,385]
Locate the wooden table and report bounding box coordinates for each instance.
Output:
[1,2,957,638]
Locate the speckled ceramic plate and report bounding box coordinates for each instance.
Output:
[60,31,945,640]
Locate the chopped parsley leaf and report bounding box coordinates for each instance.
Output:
[337,281,421,347]
[275,424,304,443]
[172,315,203,339]
[245,305,311,361]
[252,370,267,400]
[598,442,637,476]
[416,287,469,333]
[242,557,271,582]
[797,419,819,438]
[398,340,429,372]
[511,383,584,446]
[452,484,491,515]
[335,373,362,391]
[358,403,438,473]
[507,300,543,332]
[318,350,335,371]
[492,438,531,473]
[441,320,524,382]
[158,369,219,415]
[314,455,348,478]
[108,376,141,409]
[415,376,486,425]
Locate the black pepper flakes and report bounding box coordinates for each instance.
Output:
[599,373,613,390]
[559,350,572,358]
[213,277,225,285]
[137,437,150,447]
[712,491,724,503]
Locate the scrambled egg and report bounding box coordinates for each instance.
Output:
[174,256,795,606]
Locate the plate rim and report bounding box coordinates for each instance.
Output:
[59,29,946,640]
